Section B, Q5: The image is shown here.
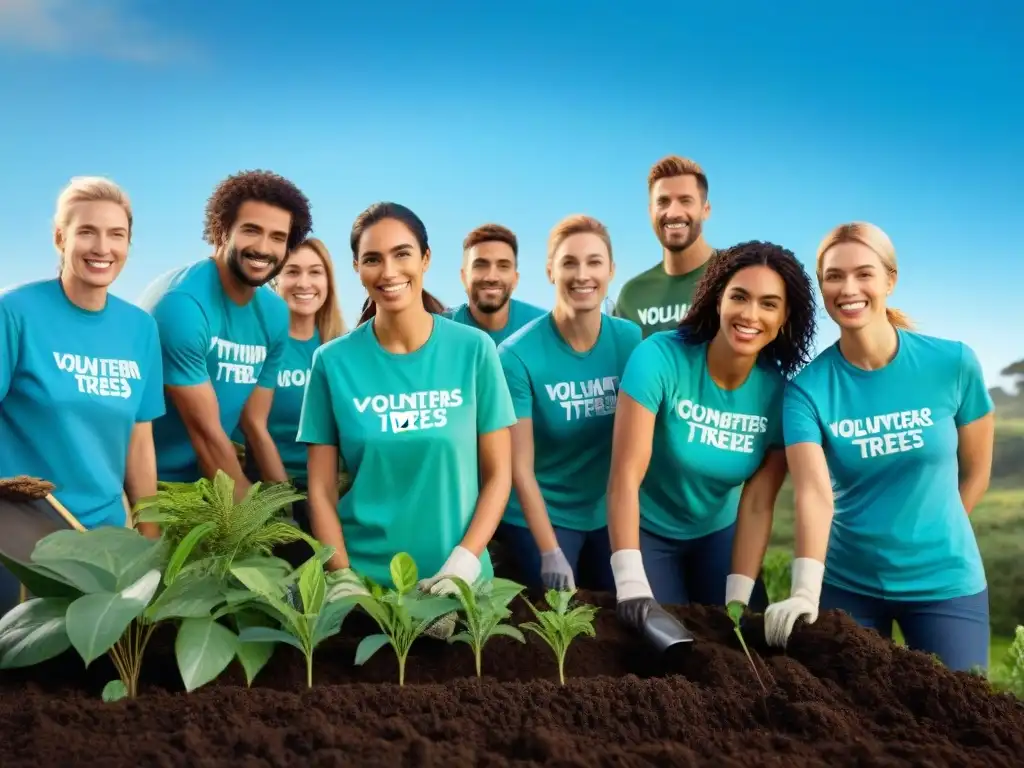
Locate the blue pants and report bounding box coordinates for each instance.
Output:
[820,582,990,673]
[496,522,615,592]
[639,522,769,610]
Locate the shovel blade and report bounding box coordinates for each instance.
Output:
[642,604,695,653]
[0,496,77,564]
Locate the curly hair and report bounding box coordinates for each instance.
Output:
[678,241,817,378]
[203,170,313,252]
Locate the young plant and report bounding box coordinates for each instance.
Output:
[335,552,461,686]
[445,576,526,677]
[726,601,768,694]
[520,588,598,685]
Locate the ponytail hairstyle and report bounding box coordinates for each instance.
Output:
[816,222,913,330]
[350,201,445,325]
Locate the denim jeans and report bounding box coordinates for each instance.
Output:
[638,522,769,610]
[820,582,991,673]
[496,522,615,592]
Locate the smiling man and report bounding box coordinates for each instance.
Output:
[137,170,314,496]
[612,156,717,337]
[444,223,545,344]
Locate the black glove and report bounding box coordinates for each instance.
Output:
[616,596,659,632]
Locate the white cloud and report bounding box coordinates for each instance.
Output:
[0,0,200,63]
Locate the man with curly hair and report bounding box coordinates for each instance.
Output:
[612,156,717,338]
[138,170,314,495]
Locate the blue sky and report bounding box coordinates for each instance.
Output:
[1,0,1021,389]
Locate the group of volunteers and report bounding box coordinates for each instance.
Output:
[0,156,995,673]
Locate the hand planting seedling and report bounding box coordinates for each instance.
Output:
[726,601,768,694]
[445,576,526,677]
[332,552,461,685]
[520,588,598,685]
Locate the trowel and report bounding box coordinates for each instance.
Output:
[641,602,695,653]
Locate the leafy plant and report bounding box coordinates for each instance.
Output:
[445,576,526,677]
[1003,624,1024,699]
[726,601,768,693]
[232,551,355,688]
[133,470,312,578]
[335,552,461,685]
[520,588,598,685]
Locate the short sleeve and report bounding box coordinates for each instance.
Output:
[954,342,994,427]
[498,346,533,420]
[618,335,670,415]
[151,293,211,387]
[782,382,823,446]
[620,321,643,358]
[296,348,339,446]
[257,306,289,388]
[0,298,20,401]
[137,317,166,422]
[476,338,517,434]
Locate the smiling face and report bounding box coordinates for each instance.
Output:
[354,217,429,314]
[224,200,293,287]
[549,232,614,313]
[56,200,131,291]
[715,265,789,356]
[277,244,329,319]
[649,173,710,253]
[819,241,894,331]
[462,240,518,313]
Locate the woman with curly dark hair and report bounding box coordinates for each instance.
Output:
[606,241,816,631]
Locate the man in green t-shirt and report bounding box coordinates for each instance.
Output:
[444,223,545,344]
[612,156,716,337]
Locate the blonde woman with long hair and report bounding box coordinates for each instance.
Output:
[764,222,995,673]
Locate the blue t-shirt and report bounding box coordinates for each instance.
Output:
[268,331,321,482]
[137,259,290,482]
[0,279,165,529]
[444,298,546,345]
[297,315,516,588]
[498,313,642,531]
[619,331,785,540]
[783,330,992,601]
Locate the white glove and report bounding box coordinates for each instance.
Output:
[610,549,654,602]
[540,548,576,591]
[419,546,481,640]
[764,557,824,647]
[725,574,755,606]
[325,567,369,602]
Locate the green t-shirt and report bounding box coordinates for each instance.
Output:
[618,331,785,540]
[266,331,321,482]
[296,316,516,588]
[444,298,546,345]
[612,258,711,338]
[498,313,642,531]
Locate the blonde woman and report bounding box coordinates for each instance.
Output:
[0,177,163,545]
[764,222,994,673]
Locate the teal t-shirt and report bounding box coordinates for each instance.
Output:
[783,330,992,601]
[267,331,321,482]
[444,298,546,345]
[0,279,165,529]
[138,259,290,482]
[619,331,785,540]
[498,313,642,531]
[296,315,517,588]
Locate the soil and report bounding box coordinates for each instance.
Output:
[0,589,1021,767]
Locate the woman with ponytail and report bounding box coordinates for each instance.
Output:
[764,222,995,673]
[296,202,516,624]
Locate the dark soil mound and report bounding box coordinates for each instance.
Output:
[0,590,1021,767]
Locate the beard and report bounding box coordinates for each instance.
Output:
[471,282,511,313]
[227,244,285,287]
[658,216,703,253]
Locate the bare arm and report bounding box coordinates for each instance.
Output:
[239,386,288,483]
[124,421,160,539]
[306,444,348,571]
[460,426,513,556]
[509,419,559,552]
[606,393,655,551]
[957,412,994,514]
[731,449,788,578]
[786,442,834,561]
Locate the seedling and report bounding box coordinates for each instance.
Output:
[520,588,598,685]
[445,576,526,677]
[334,552,460,686]
[726,601,768,694]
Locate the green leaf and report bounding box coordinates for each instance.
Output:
[175,616,238,692]
[230,564,285,598]
[406,595,460,624]
[33,527,155,585]
[236,626,305,651]
[485,578,526,608]
[297,559,326,614]
[0,552,81,600]
[490,623,526,643]
[354,633,391,665]
[101,679,127,702]
[164,521,216,585]
[146,574,227,623]
[66,569,162,665]
[0,598,72,669]
[390,552,417,593]
[726,600,745,625]
[312,599,354,646]
[447,631,474,646]
[233,610,276,685]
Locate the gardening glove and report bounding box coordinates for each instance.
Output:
[540,547,576,591]
[611,549,657,633]
[764,557,824,648]
[325,567,370,602]
[725,574,756,607]
[419,546,481,640]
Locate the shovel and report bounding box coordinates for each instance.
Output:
[640,602,695,654]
